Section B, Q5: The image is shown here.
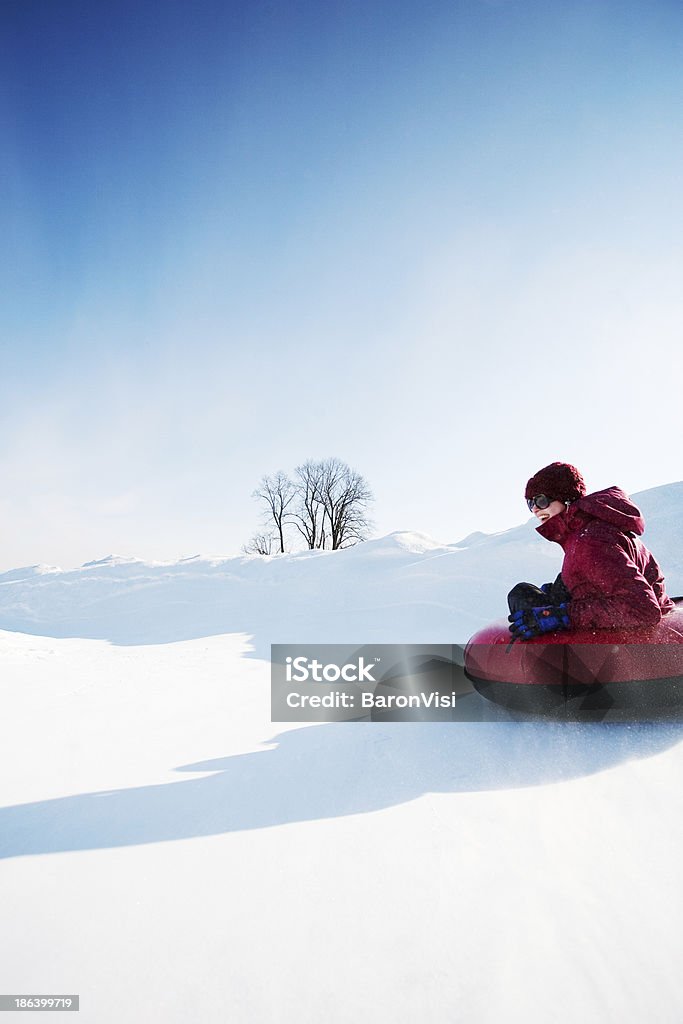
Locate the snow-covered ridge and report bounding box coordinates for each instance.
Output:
[0,483,681,651]
[0,531,451,580]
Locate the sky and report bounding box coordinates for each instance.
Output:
[2,0,682,570]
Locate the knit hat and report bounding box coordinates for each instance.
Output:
[525,462,586,504]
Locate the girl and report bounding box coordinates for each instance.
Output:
[509,462,675,641]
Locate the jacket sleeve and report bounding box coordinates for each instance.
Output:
[567,530,663,630]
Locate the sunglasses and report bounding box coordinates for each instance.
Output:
[526,494,553,511]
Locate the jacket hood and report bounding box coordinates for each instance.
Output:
[537,486,645,544]
[574,486,645,535]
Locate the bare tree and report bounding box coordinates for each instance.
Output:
[242,532,275,555]
[291,460,327,550]
[292,458,373,550]
[317,457,374,549]
[252,471,296,554]
[247,459,374,553]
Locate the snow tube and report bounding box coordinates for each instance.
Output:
[464,601,683,716]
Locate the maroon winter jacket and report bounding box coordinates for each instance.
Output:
[537,486,675,630]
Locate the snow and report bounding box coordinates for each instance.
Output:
[0,482,682,1022]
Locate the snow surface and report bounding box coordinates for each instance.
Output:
[1,483,682,1023]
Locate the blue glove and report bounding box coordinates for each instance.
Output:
[508,604,570,641]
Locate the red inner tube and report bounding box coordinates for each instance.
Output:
[464,603,683,714]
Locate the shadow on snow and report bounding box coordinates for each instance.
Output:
[1,717,681,859]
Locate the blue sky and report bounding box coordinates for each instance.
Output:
[2,0,682,568]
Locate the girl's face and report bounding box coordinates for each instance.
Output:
[532,499,565,523]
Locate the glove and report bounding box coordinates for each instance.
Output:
[508,604,571,641]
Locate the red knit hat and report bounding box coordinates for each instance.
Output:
[525,462,586,503]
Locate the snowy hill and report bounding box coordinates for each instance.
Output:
[1,482,681,653]
[1,483,682,1024]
